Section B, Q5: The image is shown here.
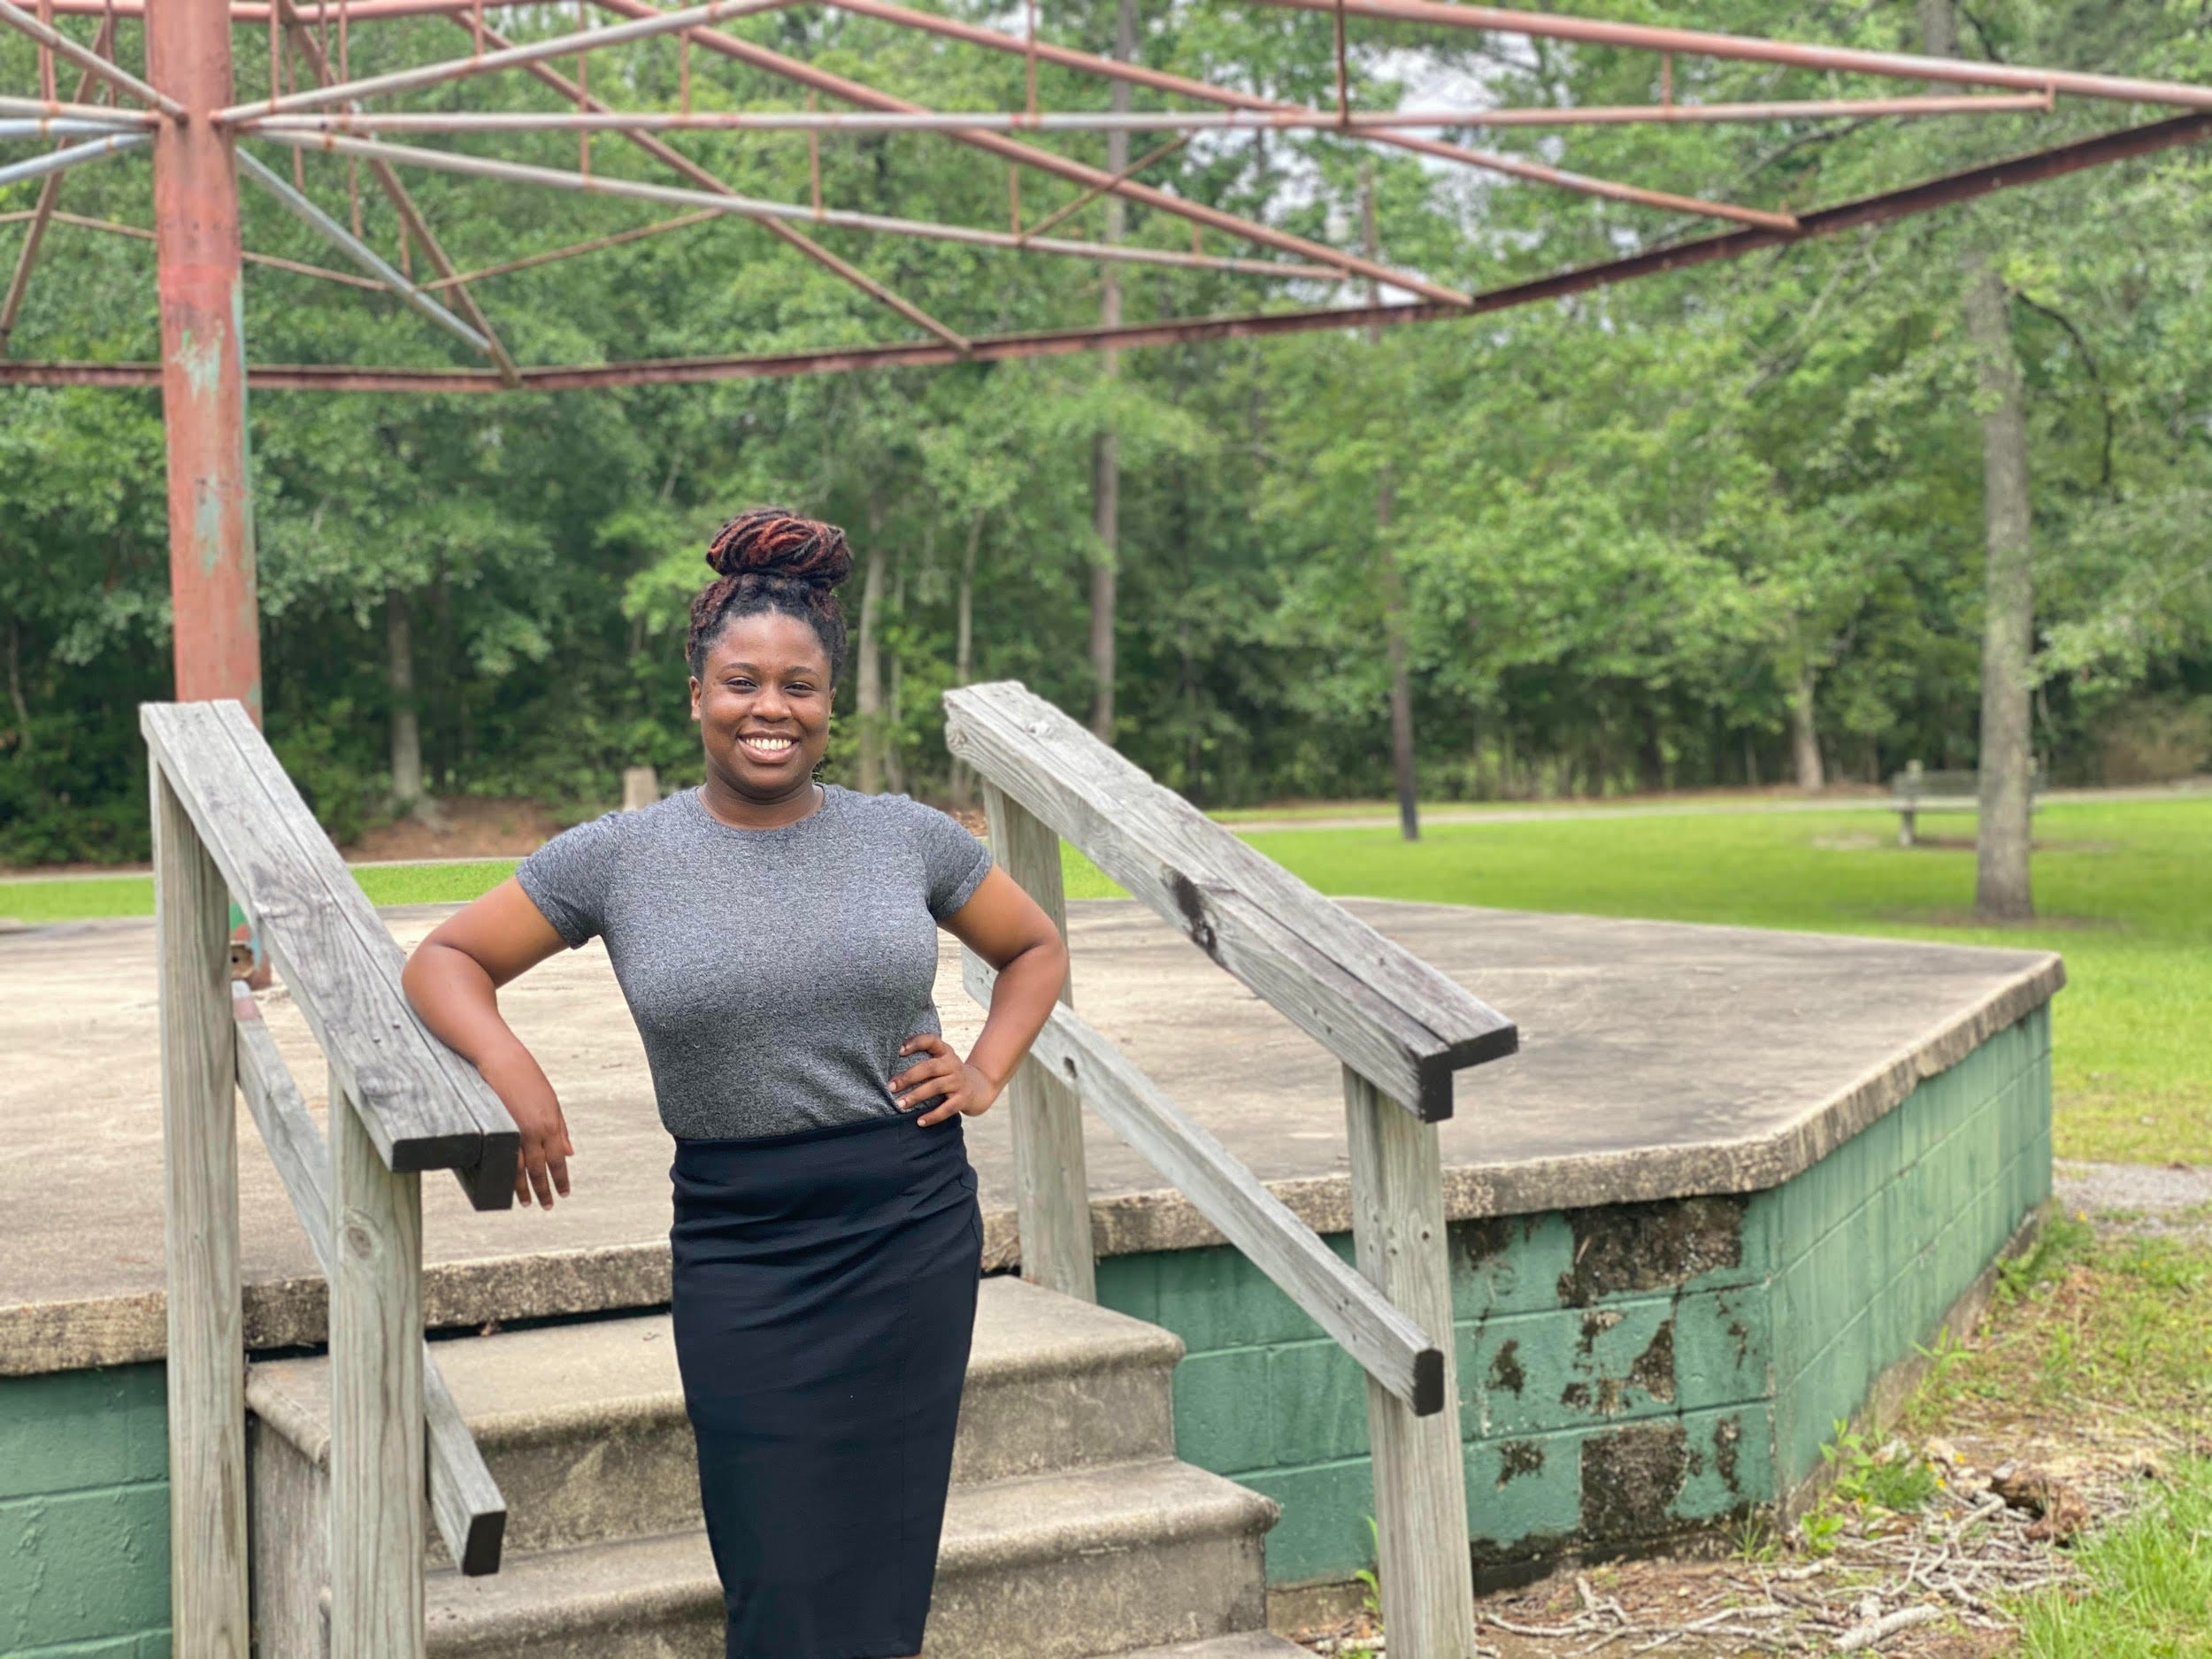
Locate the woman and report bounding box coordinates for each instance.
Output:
[402,507,1070,1659]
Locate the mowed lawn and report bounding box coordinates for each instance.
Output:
[4,796,2201,1164]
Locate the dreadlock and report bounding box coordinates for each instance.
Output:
[685,507,855,680]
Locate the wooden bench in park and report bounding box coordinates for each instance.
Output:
[1892,760,2046,847]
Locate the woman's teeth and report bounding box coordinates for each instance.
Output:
[744,735,795,754]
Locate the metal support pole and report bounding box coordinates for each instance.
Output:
[148,0,263,718]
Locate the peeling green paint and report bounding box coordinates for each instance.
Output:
[1100,1004,2051,1585]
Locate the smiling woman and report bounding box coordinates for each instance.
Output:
[397,507,1071,1659]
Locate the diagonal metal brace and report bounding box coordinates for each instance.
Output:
[236,148,491,354]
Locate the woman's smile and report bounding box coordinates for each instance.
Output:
[738,732,801,765]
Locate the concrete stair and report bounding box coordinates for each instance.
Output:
[246,1275,1306,1659]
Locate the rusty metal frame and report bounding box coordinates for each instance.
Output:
[3,0,2208,715]
[12,108,2209,395]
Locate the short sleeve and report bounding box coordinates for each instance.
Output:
[514,811,624,948]
[900,798,992,921]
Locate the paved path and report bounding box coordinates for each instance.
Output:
[1228,780,2211,835]
[2055,1160,2212,1241]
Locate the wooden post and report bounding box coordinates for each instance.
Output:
[153,757,250,1659]
[982,781,1095,1302]
[329,1072,426,1659]
[1344,1065,1477,1657]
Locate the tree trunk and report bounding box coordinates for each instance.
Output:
[1378,480,1419,841]
[1087,0,1135,744]
[886,565,906,795]
[1361,162,1418,841]
[4,612,28,750]
[856,492,887,794]
[1789,661,1825,792]
[1963,251,2036,919]
[1920,0,2034,919]
[386,588,423,813]
[949,513,982,804]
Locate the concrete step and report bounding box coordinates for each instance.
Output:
[247,1274,1182,1562]
[417,1459,1281,1659]
[1112,1636,1312,1659]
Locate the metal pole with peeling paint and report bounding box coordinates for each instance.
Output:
[148,0,263,723]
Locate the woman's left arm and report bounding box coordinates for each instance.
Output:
[894,866,1069,1126]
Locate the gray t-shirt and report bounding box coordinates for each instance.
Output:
[515,784,992,1140]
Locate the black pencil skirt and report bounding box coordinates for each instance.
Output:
[671,1111,983,1659]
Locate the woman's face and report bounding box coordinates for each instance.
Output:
[690,611,833,803]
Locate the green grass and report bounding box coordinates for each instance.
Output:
[0,860,523,925]
[2016,1459,2212,1658]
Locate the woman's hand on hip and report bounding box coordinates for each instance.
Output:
[893,1033,1002,1126]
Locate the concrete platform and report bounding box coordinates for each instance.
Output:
[0,898,2059,1376]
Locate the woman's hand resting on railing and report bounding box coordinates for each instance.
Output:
[401,879,578,1210]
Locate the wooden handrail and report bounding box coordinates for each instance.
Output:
[964,953,1445,1413]
[142,699,518,1206]
[944,681,1516,1121]
[233,985,508,1575]
[948,680,1490,1655]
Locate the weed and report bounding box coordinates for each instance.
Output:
[1998,1214,2094,1302]
[1353,1517,1382,1624]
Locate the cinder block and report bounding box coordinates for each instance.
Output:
[1151,1247,1324,1355]
[1237,1459,1377,1589]
[1451,1212,1572,1321]
[0,1365,168,1502]
[1263,1341,1369,1470]
[1465,1429,1579,1554]
[1175,1348,1277,1477]
[0,1484,171,1652]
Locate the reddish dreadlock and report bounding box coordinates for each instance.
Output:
[686,507,855,680]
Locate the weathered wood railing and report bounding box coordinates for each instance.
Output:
[143,699,519,1659]
[945,681,1517,1657]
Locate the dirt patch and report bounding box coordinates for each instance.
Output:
[341,796,569,862]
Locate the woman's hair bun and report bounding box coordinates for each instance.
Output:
[703,506,854,590]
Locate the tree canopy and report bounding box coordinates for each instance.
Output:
[3,0,2208,861]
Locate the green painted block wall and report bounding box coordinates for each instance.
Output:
[1097,1005,2053,1586]
[0,1363,171,1658]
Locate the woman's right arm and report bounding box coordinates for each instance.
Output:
[402,878,577,1210]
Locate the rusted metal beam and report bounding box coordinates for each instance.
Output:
[18,107,2200,394]
[0,130,147,190]
[1021,133,1188,242]
[28,206,393,288]
[1244,0,2212,111]
[0,116,140,136]
[257,130,1348,279]
[0,93,158,121]
[804,0,1795,229]
[418,209,719,290]
[215,0,786,121]
[449,12,972,353]
[236,148,491,349]
[585,0,1469,305]
[1,12,117,358]
[269,0,522,382]
[241,90,2056,136]
[0,0,185,114]
[147,0,264,718]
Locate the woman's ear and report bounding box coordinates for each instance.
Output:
[688,674,703,722]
